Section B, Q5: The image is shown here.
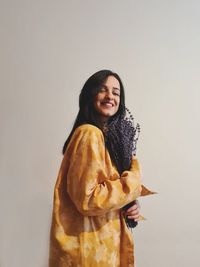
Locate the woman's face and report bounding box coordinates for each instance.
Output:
[94,75,120,122]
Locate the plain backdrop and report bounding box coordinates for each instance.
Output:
[1,0,200,266]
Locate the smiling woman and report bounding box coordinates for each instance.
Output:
[49,70,154,267]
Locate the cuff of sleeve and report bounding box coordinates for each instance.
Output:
[140,184,157,197]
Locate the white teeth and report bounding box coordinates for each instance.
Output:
[102,102,113,107]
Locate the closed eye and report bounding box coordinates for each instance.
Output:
[113,92,120,96]
[99,86,107,92]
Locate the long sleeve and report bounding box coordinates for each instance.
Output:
[65,124,142,216]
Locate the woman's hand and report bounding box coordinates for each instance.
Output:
[125,200,140,221]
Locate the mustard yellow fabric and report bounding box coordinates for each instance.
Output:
[49,124,154,267]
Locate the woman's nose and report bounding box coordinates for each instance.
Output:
[105,90,113,99]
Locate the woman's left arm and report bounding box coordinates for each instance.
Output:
[65,125,142,216]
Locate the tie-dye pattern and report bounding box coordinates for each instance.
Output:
[49,124,154,267]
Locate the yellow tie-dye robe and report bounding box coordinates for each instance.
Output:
[49,124,154,267]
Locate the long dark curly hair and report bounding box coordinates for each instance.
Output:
[63,69,140,172]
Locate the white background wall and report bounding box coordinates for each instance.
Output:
[1,0,200,266]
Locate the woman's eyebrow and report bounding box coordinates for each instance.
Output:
[102,85,120,91]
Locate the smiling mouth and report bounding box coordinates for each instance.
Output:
[101,101,114,107]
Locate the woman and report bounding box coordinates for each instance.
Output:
[49,70,154,267]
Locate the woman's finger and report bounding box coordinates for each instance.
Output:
[127,214,140,220]
[126,204,138,213]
